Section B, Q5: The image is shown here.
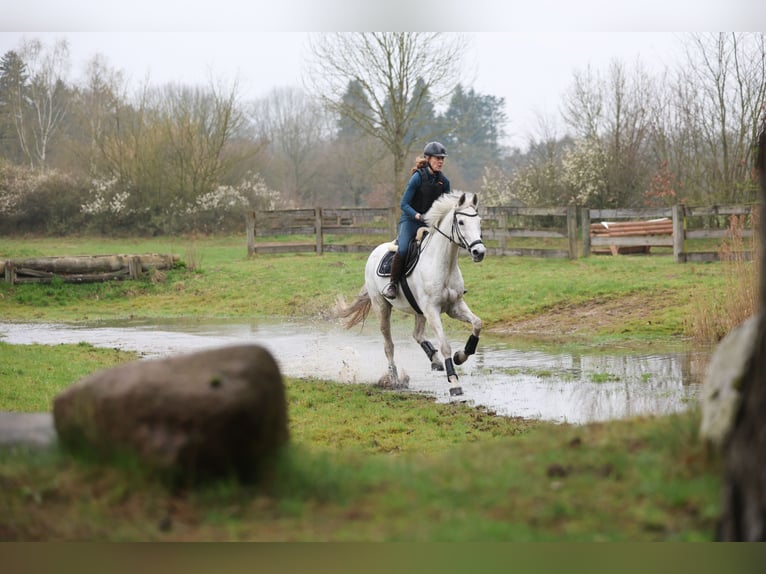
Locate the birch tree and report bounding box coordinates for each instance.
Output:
[19,37,71,168]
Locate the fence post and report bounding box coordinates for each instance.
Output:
[315,207,324,255]
[389,206,398,239]
[580,207,591,258]
[567,204,578,259]
[4,261,15,285]
[246,211,256,257]
[128,256,141,280]
[672,204,685,263]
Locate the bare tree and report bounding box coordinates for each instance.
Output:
[76,54,127,175]
[561,59,656,207]
[305,32,468,205]
[676,33,766,202]
[154,80,246,203]
[18,37,71,168]
[248,87,331,205]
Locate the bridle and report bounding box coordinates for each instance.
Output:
[431,207,484,252]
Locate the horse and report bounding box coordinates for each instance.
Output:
[335,192,486,397]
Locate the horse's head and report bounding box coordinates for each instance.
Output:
[453,193,486,263]
[425,193,485,263]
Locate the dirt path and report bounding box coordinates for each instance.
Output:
[489,290,682,340]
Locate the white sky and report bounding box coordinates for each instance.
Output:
[1,1,762,148]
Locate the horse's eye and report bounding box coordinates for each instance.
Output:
[458,220,464,225]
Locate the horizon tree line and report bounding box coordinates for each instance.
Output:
[1,32,765,235]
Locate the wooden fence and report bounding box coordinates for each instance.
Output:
[582,204,756,262]
[246,203,758,263]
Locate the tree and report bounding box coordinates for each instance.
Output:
[336,80,370,142]
[18,37,71,168]
[561,60,655,207]
[306,32,468,205]
[675,33,766,203]
[248,86,331,205]
[72,53,127,176]
[0,50,29,163]
[442,83,508,187]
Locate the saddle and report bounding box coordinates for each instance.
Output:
[376,230,428,278]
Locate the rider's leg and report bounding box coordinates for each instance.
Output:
[382,252,404,299]
[383,220,415,299]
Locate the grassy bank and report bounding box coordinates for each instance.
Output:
[0,235,729,540]
[0,234,729,341]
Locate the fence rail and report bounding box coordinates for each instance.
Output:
[246,203,758,263]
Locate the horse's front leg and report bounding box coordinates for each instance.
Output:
[413,313,444,371]
[448,300,482,366]
[423,307,463,397]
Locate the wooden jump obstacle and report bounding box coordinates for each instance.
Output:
[589,218,674,256]
[1,254,178,285]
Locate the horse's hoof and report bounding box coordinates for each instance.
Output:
[431,361,445,372]
[449,386,463,397]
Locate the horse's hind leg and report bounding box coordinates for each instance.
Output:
[377,302,405,388]
[413,314,444,371]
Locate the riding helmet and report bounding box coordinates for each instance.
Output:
[423,141,447,158]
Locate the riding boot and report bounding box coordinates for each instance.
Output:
[383,253,404,299]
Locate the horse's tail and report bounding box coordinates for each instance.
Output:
[334,286,372,329]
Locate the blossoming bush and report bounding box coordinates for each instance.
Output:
[1,161,284,235]
[0,161,88,234]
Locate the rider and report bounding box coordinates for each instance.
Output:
[383,141,451,299]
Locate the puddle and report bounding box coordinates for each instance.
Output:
[0,318,708,424]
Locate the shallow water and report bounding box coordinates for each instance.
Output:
[0,318,708,424]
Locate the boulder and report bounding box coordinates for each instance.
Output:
[53,344,288,481]
[700,314,758,450]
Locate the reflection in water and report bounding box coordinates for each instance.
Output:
[0,319,707,424]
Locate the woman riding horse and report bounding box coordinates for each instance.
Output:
[383,141,450,299]
[336,190,486,397]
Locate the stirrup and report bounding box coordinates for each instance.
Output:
[382,282,397,299]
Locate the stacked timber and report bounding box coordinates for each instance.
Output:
[1,254,178,284]
[590,218,673,256]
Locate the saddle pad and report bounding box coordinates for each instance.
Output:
[376,235,425,277]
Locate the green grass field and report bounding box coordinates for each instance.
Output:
[0,235,735,540]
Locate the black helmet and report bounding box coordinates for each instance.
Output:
[423,141,447,157]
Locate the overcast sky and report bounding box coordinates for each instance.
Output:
[1,1,763,148]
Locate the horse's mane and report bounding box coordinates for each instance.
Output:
[424,192,474,227]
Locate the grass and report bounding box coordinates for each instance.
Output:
[0,234,731,341]
[0,390,719,541]
[0,234,738,540]
[0,342,136,412]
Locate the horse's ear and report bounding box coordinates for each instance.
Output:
[458,193,466,206]
[472,194,478,207]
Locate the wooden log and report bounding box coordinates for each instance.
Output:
[5,254,177,274]
[12,269,131,284]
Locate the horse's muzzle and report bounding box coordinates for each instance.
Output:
[470,242,486,262]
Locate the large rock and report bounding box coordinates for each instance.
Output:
[700,314,758,450]
[53,344,288,481]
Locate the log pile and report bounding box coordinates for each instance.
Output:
[1,254,178,284]
[590,218,673,255]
